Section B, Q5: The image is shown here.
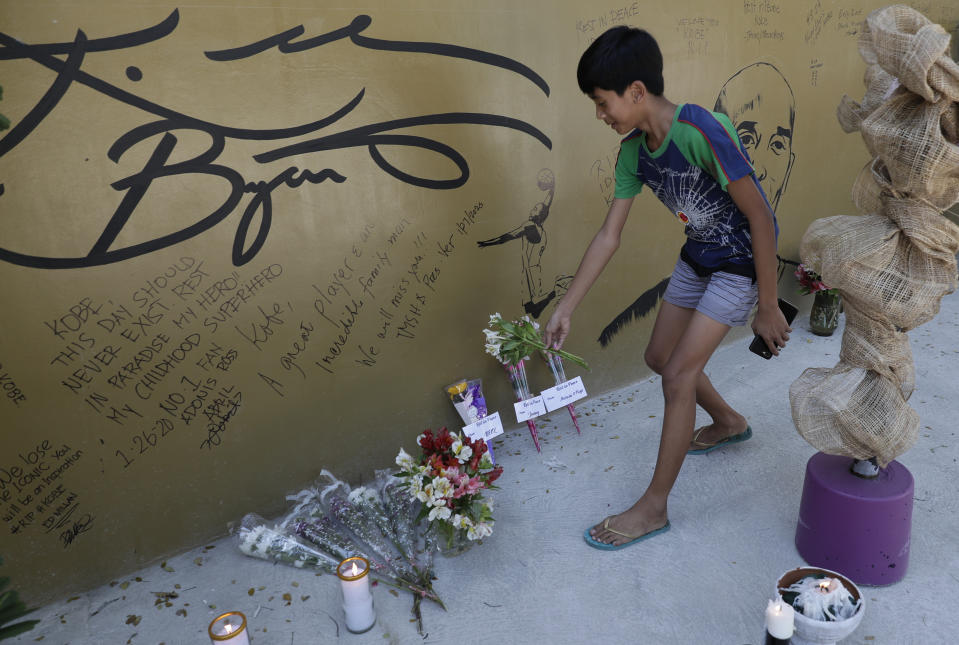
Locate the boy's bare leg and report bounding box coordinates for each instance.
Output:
[645,303,748,444]
[591,311,732,545]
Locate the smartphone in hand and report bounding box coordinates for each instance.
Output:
[749,298,798,359]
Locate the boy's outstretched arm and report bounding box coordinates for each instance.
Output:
[728,176,791,355]
[544,196,634,349]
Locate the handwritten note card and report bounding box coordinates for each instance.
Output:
[463,412,504,442]
[514,396,547,423]
[540,376,588,412]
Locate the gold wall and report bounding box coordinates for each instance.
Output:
[1,0,955,602]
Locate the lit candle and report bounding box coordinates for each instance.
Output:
[784,575,859,622]
[765,599,794,641]
[208,611,250,645]
[337,556,375,634]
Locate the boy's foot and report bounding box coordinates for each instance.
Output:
[687,417,748,449]
[688,423,752,454]
[588,503,668,548]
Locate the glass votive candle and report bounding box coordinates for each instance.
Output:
[337,556,375,633]
[208,611,250,645]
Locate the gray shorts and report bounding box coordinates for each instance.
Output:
[662,257,758,327]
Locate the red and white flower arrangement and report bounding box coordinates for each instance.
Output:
[395,428,503,548]
[795,263,838,296]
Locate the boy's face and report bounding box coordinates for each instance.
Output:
[589,88,638,136]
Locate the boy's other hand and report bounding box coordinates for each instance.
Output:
[752,304,791,356]
[544,309,571,350]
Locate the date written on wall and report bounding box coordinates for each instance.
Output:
[114,374,242,468]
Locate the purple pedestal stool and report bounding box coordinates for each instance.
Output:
[795,452,913,585]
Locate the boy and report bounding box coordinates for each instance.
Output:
[544,26,791,549]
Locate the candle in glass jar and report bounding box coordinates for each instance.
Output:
[337,556,375,633]
[765,598,794,641]
[208,611,250,645]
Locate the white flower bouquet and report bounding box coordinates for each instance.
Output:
[483,313,588,450]
[483,312,588,369]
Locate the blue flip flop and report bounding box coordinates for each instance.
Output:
[687,425,753,455]
[583,519,671,550]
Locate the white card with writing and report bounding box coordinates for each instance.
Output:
[514,396,547,423]
[541,376,588,412]
[463,412,504,442]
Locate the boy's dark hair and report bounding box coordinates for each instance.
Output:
[577,26,664,96]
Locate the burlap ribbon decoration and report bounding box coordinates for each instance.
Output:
[790,5,959,466]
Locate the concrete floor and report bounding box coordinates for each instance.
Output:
[12,292,959,645]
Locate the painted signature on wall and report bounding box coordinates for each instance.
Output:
[0,11,551,269]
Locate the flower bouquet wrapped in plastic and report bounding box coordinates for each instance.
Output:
[504,358,541,449]
[379,471,430,573]
[236,470,443,633]
[444,378,495,462]
[484,313,587,450]
[237,513,342,573]
[542,352,581,434]
[444,378,487,425]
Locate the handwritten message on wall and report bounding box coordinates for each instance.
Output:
[0,0,918,602]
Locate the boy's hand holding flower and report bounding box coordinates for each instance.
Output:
[484,313,588,369]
